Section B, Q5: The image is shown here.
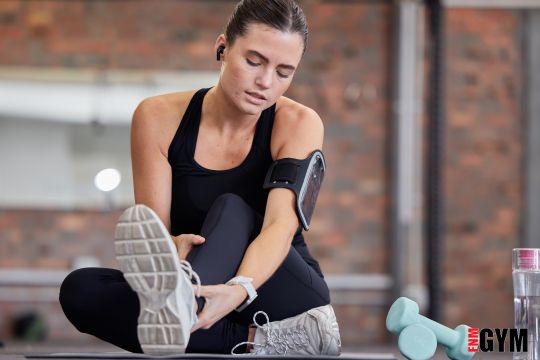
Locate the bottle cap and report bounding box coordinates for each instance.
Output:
[513,248,540,271]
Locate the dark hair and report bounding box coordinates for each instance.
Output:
[225,0,308,54]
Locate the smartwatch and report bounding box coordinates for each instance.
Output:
[226,276,258,312]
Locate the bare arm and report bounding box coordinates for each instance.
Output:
[193,105,324,331]
[131,95,206,260]
[235,106,324,289]
[131,97,175,230]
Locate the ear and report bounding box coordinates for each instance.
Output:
[214,34,227,61]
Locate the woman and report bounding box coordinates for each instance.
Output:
[59,0,341,355]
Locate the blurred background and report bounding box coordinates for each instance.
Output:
[0,0,538,353]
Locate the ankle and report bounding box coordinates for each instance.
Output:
[246,326,257,352]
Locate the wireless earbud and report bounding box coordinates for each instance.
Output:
[216,45,225,61]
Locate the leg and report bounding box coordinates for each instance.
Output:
[113,202,251,354]
[59,193,330,355]
[188,193,329,321]
[185,193,258,352]
[230,246,330,325]
[185,319,249,354]
[185,193,330,352]
[59,267,142,353]
[186,193,260,285]
[59,199,251,355]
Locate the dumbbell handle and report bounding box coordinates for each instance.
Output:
[417,314,460,348]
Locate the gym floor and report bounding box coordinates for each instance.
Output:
[0,342,512,359]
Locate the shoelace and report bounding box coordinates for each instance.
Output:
[230,311,309,355]
[180,259,201,297]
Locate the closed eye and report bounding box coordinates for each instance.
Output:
[277,71,290,79]
[246,59,260,66]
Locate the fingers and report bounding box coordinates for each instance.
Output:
[172,234,205,260]
[173,234,205,245]
[190,285,234,332]
[196,319,216,330]
[181,234,205,244]
[193,319,207,332]
[192,284,201,298]
[192,308,217,331]
[192,286,209,332]
[194,284,212,298]
[190,235,205,245]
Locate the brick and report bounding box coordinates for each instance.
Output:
[0,1,525,348]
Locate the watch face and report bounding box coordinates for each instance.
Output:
[299,152,325,229]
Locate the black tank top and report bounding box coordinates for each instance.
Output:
[167,88,323,277]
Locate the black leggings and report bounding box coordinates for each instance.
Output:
[59,193,330,354]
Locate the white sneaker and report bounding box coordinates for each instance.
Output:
[114,204,200,354]
[232,304,342,356]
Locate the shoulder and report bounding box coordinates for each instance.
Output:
[271,96,324,159]
[133,91,196,124]
[274,96,323,133]
[132,90,197,156]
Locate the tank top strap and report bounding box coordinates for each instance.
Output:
[252,103,276,157]
[167,88,210,165]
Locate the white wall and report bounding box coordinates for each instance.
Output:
[0,67,219,209]
[0,119,133,209]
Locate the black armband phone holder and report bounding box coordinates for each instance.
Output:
[263,150,326,231]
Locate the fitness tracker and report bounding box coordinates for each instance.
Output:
[226,276,258,312]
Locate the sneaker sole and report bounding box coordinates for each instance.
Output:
[114,204,189,354]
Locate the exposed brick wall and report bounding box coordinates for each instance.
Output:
[298,3,392,277]
[0,209,120,269]
[0,1,234,69]
[0,0,527,349]
[0,0,393,346]
[443,9,522,330]
[0,210,122,342]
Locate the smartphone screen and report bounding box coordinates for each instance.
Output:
[299,155,325,228]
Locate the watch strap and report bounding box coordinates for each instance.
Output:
[226,276,258,312]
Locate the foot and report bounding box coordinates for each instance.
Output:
[114,204,200,354]
[234,304,342,355]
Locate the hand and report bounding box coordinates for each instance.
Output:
[171,234,205,260]
[191,284,248,331]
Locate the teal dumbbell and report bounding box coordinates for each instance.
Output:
[386,297,475,360]
[398,324,438,360]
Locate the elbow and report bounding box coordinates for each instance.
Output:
[263,217,299,245]
[284,220,300,241]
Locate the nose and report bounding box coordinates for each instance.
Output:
[255,68,272,89]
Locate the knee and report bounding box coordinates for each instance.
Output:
[201,193,261,239]
[59,268,95,332]
[59,268,85,311]
[209,192,258,223]
[213,193,247,210]
[213,193,259,220]
[205,193,248,224]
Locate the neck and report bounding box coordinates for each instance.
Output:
[203,85,261,134]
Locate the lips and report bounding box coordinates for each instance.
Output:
[246,91,266,100]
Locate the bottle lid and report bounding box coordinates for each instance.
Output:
[513,248,540,271]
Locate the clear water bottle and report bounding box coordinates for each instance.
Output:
[513,248,540,360]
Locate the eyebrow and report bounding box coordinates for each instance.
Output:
[247,50,296,71]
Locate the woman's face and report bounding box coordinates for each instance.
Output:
[218,23,304,115]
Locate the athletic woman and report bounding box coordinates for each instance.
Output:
[60,0,341,355]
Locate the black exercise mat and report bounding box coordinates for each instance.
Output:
[25,352,397,360]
